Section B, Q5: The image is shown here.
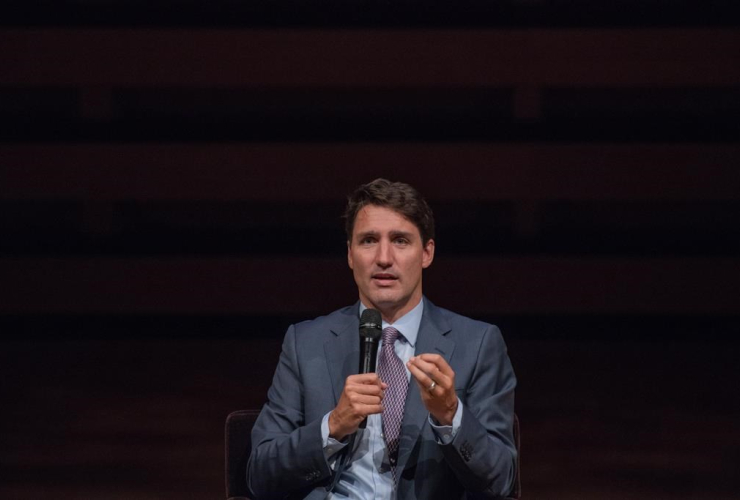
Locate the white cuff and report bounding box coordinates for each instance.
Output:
[428,398,464,445]
[321,411,349,464]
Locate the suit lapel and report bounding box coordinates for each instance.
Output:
[396,299,455,477]
[324,305,360,405]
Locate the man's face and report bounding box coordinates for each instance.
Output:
[348,204,435,323]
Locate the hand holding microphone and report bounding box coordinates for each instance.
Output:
[327,309,387,440]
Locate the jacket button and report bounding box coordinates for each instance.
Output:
[460,442,473,461]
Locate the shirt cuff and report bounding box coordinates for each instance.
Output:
[428,398,464,445]
[321,411,349,463]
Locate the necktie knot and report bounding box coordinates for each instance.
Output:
[382,326,401,345]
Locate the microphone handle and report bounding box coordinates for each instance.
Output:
[358,336,379,429]
[359,337,378,374]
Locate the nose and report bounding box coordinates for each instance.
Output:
[376,239,392,268]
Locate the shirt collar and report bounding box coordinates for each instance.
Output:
[358,298,424,348]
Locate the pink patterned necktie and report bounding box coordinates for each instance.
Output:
[376,326,408,479]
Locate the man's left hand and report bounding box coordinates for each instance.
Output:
[407,354,458,426]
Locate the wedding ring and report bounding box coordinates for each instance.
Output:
[427,380,437,392]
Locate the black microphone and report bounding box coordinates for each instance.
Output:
[358,308,382,429]
[359,308,382,374]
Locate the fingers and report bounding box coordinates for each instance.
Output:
[344,385,384,404]
[346,373,387,396]
[406,354,459,426]
[344,375,385,411]
[406,360,441,394]
[340,391,383,417]
[406,354,454,392]
[346,381,385,397]
[415,354,454,378]
[329,374,386,440]
[348,372,386,385]
[348,373,388,390]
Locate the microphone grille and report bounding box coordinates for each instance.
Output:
[359,308,382,339]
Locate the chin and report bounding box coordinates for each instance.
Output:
[370,294,406,311]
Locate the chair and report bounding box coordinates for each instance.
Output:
[225,410,261,500]
[225,410,521,499]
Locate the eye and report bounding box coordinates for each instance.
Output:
[394,237,410,245]
[360,236,376,245]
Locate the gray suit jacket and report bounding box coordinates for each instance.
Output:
[247,298,517,499]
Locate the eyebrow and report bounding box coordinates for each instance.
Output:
[354,230,416,241]
[389,230,415,240]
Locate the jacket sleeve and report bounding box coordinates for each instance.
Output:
[247,324,334,499]
[439,324,518,498]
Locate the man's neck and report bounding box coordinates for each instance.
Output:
[360,296,423,325]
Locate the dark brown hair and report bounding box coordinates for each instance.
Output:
[344,178,435,244]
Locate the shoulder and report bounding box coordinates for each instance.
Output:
[426,299,502,338]
[290,303,358,337]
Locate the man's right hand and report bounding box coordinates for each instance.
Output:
[328,373,387,441]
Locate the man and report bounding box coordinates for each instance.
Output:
[247,179,517,499]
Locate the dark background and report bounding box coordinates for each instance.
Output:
[1,1,739,498]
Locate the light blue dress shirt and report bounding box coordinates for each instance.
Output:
[320,299,464,499]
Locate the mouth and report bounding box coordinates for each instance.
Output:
[372,273,398,285]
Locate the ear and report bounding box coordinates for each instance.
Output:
[347,240,354,270]
[422,239,435,269]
